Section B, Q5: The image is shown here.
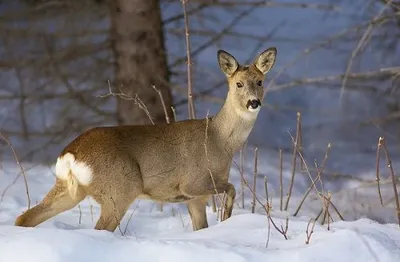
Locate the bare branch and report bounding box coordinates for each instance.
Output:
[319,193,345,221]
[305,219,317,244]
[279,148,283,211]
[376,137,384,206]
[152,85,172,124]
[170,4,258,68]
[181,0,196,119]
[0,132,31,209]
[240,147,245,209]
[340,0,394,104]
[251,147,258,213]
[294,143,332,216]
[270,67,400,92]
[379,137,400,227]
[163,3,209,25]
[284,112,301,211]
[210,1,341,11]
[98,83,155,125]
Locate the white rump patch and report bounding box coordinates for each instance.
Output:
[55,153,93,186]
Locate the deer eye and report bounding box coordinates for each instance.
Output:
[257,80,262,86]
[236,82,243,88]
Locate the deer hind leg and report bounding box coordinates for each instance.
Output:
[15,178,86,228]
[93,196,135,232]
[182,182,236,223]
[90,163,143,232]
[91,182,139,232]
[187,196,209,231]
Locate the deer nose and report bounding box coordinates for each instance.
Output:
[247,99,261,109]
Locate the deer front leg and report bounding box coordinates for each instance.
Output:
[222,183,236,221]
[182,182,236,222]
[187,196,209,231]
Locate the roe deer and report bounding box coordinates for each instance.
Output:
[15,47,277,232]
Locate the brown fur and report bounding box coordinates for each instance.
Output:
[14,47,277,232]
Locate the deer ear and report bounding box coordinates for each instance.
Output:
[254,47,277,74]
[217,50,239,76]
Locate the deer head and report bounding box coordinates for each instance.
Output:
[217,47,277,119]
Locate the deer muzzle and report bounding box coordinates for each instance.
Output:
[246,99,261,110]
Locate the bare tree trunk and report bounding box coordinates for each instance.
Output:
[109,0,173,125]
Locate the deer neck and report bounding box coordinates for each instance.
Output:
[210,93,258,154]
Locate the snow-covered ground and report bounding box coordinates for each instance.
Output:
[1,214,400,262]
[1,149,400,262]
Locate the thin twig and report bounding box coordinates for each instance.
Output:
[133,95,155,125]
[265,207,272,248]
[305,218,317,244]
[211,1,340,11]
[99,83,155,124]
[233,156,288,239]
[270,67,400,92]
[320,193,345,221]
[171,106,177,122]
[315,208,324,221]
[279,148,283,211]
[282,217,289,236]
[325,192,332,230]
[265,14,398,95]
[219,192,227,222]
[211,191,217,213]
[339,0,393,104]
[152,85,171,124]
[267,207,289,240]
[251,147,258,214]
[379,136,400,226]
[234,155,288,240]
[88,198,94,222]
[240,147,245,209]
[264,176,270,211]
[123,206,138,236]
[163,3,209,25]
[376,137,384,206]
[294,143,331,216]
[1,172,22,205]
[321,200,328,225]
[287,132,344,222]
[0,132,30,209]
[78,205,82,224]
[289,132,344,222]
[298,114,305,171]
[170,5,258,68]
[181,0,196,119]
[284,112,301,211]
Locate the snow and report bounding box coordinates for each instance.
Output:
[1,159,400,262]
[1,216,400,262]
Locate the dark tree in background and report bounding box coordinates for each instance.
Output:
[109,0,173,125]
[0,0,178,162]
